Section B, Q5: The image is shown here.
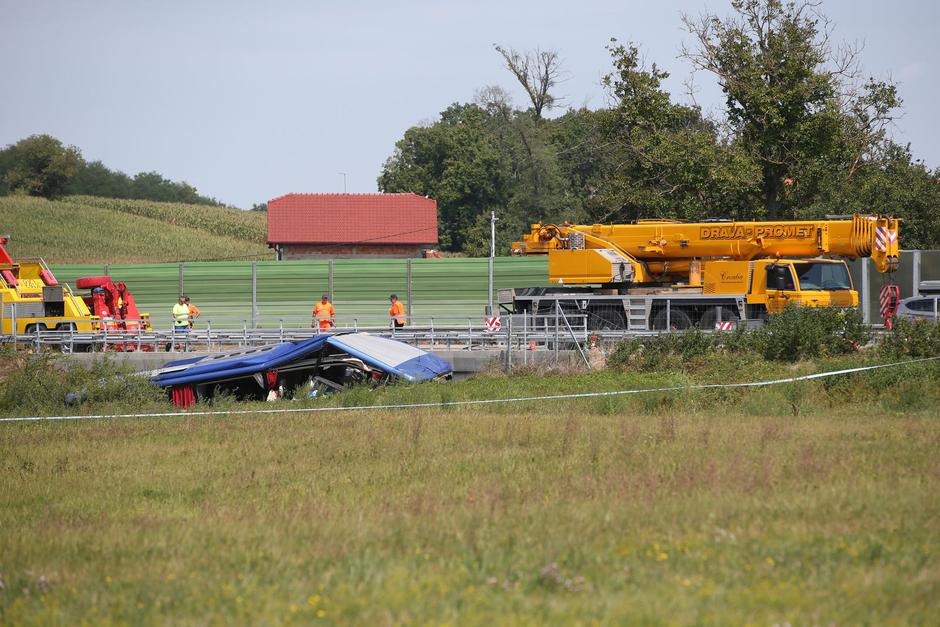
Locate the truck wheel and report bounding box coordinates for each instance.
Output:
[651,309,692,330]
[700,306,740,329]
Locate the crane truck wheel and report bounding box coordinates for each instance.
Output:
[699,306,740,330]
[76,276,111,289]
[651,309,693,331]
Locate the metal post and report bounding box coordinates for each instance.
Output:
[666,299,671,332]
[554,302,560,362]
[279,319,284,343]
[505,314,512,371]
[406,258,413,321]
[104,263,110,276]
[468,319,472,350]
[912,250,921,296]
[251,261,258,329]
[489,216,498,313]
[242,320,248,347]
[206,320,212,351]
[328,259,334,303]
[861,259,871,324]
[523,313,528,366]
[11,303,16,342]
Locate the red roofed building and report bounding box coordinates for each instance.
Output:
[267,193,438,259]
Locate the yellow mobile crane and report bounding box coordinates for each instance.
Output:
[502,215,899,330]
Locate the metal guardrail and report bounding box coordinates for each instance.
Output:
[0,309,898,356]
[0,313,595,354]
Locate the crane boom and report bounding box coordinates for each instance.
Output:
[513,215,899,285]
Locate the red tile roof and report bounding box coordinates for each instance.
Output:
[267,193,438,246]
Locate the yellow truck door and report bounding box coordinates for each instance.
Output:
[765,264,799,313]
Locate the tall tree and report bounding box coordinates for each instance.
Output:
[597,41,758,223]
[682,0,899,219]
[379,104,509,252]
[2,134,84,199]
[494,45,564,119]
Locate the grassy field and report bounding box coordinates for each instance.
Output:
[1,356,938,623]
[0,195,269,263]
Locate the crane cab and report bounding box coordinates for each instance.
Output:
[741,258,857,315]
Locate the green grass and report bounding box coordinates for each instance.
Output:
[1,195,269,263]
[1,356,938,623]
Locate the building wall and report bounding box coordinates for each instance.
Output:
[278,243,427,260]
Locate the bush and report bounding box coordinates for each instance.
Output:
[0,353,163,415]
[607,306,870,370]
[753,305,870,362]
[879,318,940,358]
[607,328,718,371]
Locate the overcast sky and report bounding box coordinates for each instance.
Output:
[2,0,936,208]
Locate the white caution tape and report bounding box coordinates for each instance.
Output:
[1,356,938,424]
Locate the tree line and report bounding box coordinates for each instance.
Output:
[379,0,940,254]
[0,134,222,206]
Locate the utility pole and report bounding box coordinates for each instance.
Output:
[487,210,497,315]
[339,172,347,193]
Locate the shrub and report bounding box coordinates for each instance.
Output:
[754,305,870,362]
[0,353,163,415]
[879,318,940,358]
[607,306,870,370]
[607,328,717,372]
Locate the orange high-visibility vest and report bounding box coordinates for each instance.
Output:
[313,301,335,329]
[389,301,406,324]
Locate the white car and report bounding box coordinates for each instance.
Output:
[896,295,940,322]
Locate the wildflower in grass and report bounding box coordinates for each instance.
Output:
[766,557,775,566]
[317,609,327,618]
[308,594,321,607]
[656,552,669,561]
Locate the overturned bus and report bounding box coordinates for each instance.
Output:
[151,333,452,407]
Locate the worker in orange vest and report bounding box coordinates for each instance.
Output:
[185,296,201,329]
[312,293,335,330]
[389,294,406,329]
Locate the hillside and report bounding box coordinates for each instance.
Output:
[0,195,271,263]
